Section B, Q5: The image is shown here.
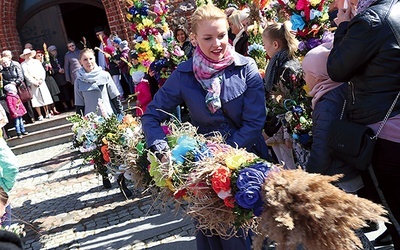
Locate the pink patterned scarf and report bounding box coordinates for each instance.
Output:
[192,45,235,113]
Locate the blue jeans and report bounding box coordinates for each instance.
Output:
[14,117,25,134]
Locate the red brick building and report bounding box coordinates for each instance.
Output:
[0,0,195,60]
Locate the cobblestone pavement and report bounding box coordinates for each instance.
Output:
[11,143,394,250]
[12,143,196,250]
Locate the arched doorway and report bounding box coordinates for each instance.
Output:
[16,0,108,56]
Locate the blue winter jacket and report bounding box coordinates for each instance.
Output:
[142,52,271,160]
[306,83,359,181]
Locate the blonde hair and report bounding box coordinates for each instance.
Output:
[79,48,95,60]
[191,4,228,35]
[228,9,250,31]
[262,21,299,58]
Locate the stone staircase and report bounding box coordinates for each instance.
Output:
[5,112,75,155]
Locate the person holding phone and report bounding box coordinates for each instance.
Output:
[327,0,400,248]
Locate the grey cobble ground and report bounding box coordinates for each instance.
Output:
[12,142,196,250]
[11,143,394,250]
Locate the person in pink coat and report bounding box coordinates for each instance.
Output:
[132,71,151,116]
[4,84,28,138]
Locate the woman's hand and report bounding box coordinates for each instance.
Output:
[334,8,353,26]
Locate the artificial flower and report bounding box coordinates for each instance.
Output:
[291,13,306,31]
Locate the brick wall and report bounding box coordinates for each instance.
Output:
[0,0,23,60]
[0,0,196,60]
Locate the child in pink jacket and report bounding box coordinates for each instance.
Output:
[4,84,28,138]
[132,71,152,117]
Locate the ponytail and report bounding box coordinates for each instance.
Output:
[262,21,299,58]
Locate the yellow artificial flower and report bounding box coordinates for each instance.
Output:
[102,137,108,145]
[165,178,175,192]
[226,153,247,170]
[142,18,154,28]
[321,12,329,21]
[162,23,170,33]
[310,0,321,6]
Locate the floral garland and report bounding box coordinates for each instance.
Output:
[69,111,387,248]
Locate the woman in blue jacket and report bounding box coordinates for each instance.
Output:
[142,4,271,249]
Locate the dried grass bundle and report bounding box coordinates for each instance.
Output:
[253,169,388,250]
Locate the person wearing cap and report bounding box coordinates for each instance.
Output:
[20,48,54,121]
[64,40,81,110]
[228,9,250,56]
[94,26,113,70]
[128,50,146,76]
[48,45,74,111]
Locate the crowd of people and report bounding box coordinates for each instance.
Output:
[0,0,399,249]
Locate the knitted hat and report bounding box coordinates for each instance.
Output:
[48,45,57,52]
[4,84,17,94]
[19,48,36,59]
[119,40,129,50]
[132,71,145,83]
[112,37,122,45]
[103,46,115,54]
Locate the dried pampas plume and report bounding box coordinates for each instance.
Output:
[253,169,387,250]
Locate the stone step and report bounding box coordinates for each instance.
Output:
[6,123,73,147]
[9,132,74,155]
[6,111,74,137]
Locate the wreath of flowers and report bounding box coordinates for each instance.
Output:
[69,110,387,249]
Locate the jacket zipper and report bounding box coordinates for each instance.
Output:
[349,81,355,104]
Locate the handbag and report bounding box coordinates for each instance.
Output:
[17,82,33,103]
[328,91,400,171]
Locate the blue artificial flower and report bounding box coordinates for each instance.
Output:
[290,13,306,31]
[235,185,261,209]
[171,135,198,164]
[236,167,265,189]
[235,163,271,213]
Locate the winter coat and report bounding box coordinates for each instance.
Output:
[306,83,359,182]
[50,55,68,87]
[5,93,26,119]
[327,0,400,125]
[64,50,81,84]
[74,66,121,116]
[142,52,271,160]
[135,80,152,116]
[1,61,24,86]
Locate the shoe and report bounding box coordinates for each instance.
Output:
[53,110,61,115]
[46,114,52,119]
[117,173,133,198]
[22,132,29,135]
[373,229,393,246]
[17,134,22,139]
[38,116,44,121]
[102,176,112,189]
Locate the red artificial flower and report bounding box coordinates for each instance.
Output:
[211,167,231,193]
[174,188,187,199]
[101,145,111,163]
[224,196,235,208]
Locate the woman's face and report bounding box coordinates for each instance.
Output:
[80,51,97,72]
[1,58,11,68]
[229,22,241,35]
[176,30,187,44]
[35,53,44,62]
[262,34,279,58]
[194,19,229,61]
